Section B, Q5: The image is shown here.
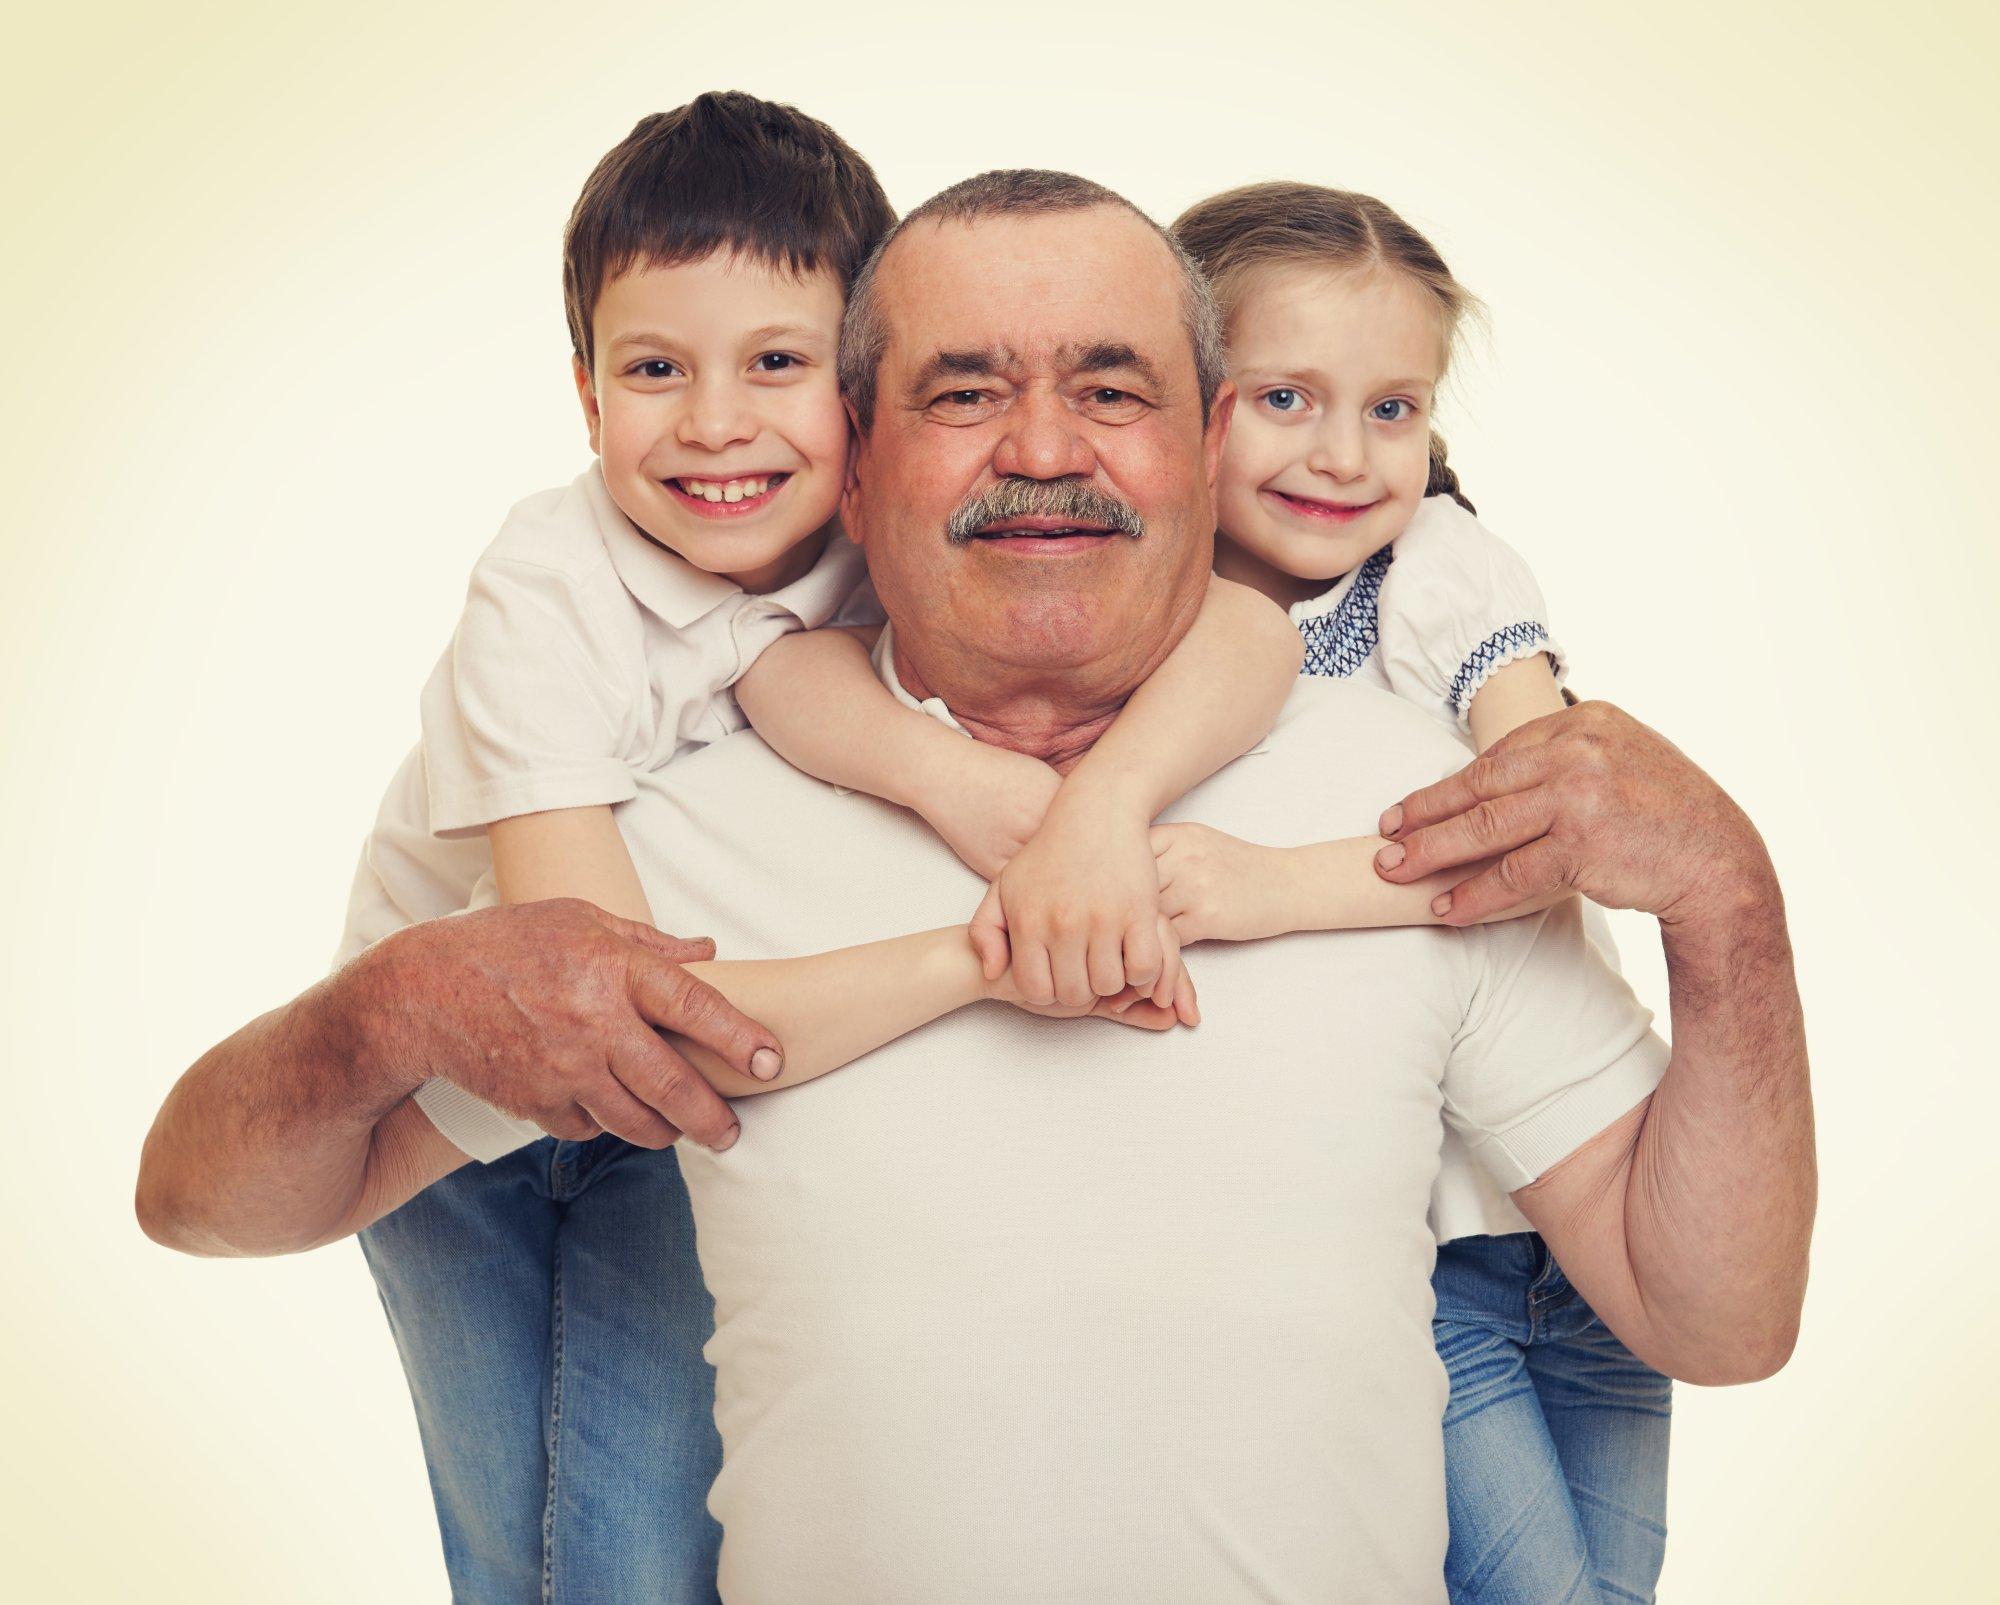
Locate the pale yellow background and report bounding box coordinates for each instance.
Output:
[4,0,1993,1597]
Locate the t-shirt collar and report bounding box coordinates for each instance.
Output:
[872,624,969,736]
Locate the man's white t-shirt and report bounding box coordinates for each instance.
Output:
[598,664,1665,1602]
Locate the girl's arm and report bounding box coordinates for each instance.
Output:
[737,626,1062,880]
[969,575,1302,1009]
[1155,656,1573,941]
[489,805,654,923]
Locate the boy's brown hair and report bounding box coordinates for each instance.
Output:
[563,91,896,372]
[1171,181,1483,513]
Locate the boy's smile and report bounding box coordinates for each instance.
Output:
[576,251,850,592]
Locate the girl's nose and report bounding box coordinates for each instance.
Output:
[1308,416,1369,483]
[677,376,759,453]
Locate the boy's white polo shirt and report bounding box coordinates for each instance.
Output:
[334,463,875,1160]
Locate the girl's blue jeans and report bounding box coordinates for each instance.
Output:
[1434,1232,1673,1603]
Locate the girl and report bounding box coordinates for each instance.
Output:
[1166,181,1672,1603]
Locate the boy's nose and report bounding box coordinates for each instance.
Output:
[677,378,759,453]
[990,389,1096,481]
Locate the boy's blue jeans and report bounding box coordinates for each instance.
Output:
[1434,1232,1673,1603]
[358,1135,722,1605]
[361,1145,1669,1604]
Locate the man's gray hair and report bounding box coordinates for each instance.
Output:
[838,169,1226,432]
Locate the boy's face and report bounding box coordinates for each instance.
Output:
[576,252,850,591]
[1215,265,1441,603]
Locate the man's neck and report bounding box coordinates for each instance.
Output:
[888,609,1194,775]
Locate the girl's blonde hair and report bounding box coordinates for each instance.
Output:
[1171,181,1482,513]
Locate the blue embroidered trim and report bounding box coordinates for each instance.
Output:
[1449,622,1551,714]
[1297,546,1394,678]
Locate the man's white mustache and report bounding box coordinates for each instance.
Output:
[945,477,1146,545]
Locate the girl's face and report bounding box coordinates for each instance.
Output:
[1214,265,1444,605]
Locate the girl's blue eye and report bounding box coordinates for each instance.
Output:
[1372,398,1414,422]
[1264,389,1303,413]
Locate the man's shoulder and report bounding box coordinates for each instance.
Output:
[1179,677,1471,846]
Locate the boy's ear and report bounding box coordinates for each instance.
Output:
[1201,380,1237,495]
[572,355,603,456]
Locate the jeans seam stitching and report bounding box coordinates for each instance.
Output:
[542,1236,567,1605]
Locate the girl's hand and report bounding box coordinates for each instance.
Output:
[967,797,1194,1019]
[1152,823,1293,945]
[912,742,1064,881]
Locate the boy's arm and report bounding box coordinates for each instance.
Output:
[737,626,1062,880]
[970,575,1302,1008]
[489,804,654,923]
[1156,656,1575,943]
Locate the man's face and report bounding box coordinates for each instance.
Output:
[844,207,1233,686]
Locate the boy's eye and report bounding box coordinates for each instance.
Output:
[632,360,680,380]
[1263,388,1304,413]
[754,353,799,372]
[1371,398,1415,422]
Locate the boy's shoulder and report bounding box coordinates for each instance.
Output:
[474,465,624,586]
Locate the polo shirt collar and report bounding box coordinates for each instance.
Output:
[872,624,969,735]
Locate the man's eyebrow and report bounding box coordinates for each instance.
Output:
[1061,341,1164,391]
[906,348,1011,398]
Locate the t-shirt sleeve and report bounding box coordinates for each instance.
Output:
[421,556,642,837]
[1377,497,1569,735]
[1440,901,1669,1193]
[412,1077,545,1164]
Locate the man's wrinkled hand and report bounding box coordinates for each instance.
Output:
[1372,701,1777,926]
[358,898,784,1151]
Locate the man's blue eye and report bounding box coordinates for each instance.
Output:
[1265,389,1301,412]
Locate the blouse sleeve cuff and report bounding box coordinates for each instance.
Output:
[1448,623,1569,720]
[1452,1030,1669,1193]
[411,1078,546,1164]
[428,762,639,839]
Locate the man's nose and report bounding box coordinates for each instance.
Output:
[676,375,759,453]
[990,389,1096,481]
[1308,415,1369,484]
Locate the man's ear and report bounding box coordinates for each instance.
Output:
[1201,381,1237,494]
[838,397,866,548]
[572,355,603,456]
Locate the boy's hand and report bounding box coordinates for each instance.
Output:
[981,956,1190,1032]
[912,741,1064,881]
[1152,823,1293,945]
[967,798,1193,1019]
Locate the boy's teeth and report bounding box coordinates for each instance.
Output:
[679,476,774,502]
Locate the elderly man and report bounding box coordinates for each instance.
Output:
[139,172,1812,1601]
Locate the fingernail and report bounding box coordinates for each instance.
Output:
[1380,805,1404,838]
[1377,842,1406,871]
[715,1124,740,1151]
[1431,893,1453,917]
[750,1047,782,1081]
